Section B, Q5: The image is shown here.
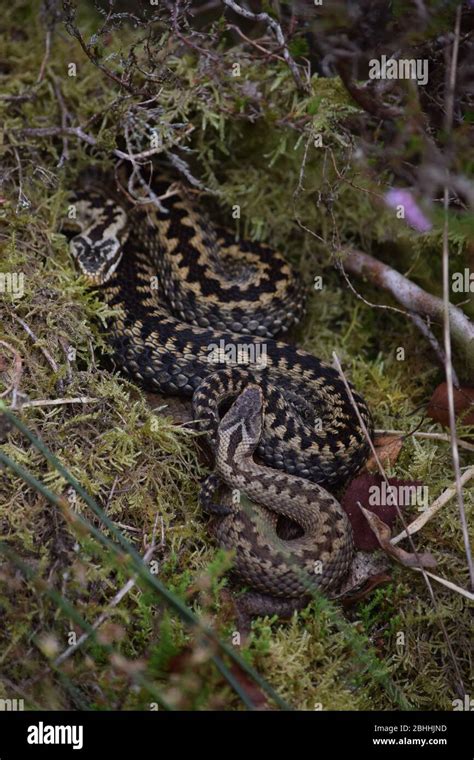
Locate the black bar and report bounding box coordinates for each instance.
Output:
[0,710,471,757]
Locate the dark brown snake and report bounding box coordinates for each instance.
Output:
[67,168,373,617]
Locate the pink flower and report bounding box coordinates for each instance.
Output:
[384,188,432,232]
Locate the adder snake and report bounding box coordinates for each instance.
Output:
[68,168,373,617]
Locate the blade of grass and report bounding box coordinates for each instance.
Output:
[0,449,257,710]
[0,402,291,710]
[0,541,173,711]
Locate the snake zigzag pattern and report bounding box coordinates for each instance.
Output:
[68,169,373,614]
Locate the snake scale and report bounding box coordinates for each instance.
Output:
[68,167,373,618]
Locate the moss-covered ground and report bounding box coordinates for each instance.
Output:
[0,3,472,711]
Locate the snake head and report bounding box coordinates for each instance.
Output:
[69,197,128,285]
[70,235,123,286]
[218,385,264,458]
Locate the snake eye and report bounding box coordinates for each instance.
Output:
[70,235,87,261]
[99,238,119,260]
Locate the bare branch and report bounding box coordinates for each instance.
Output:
[0,341,23,405]
[376,429,474,454]
[54,514,160,667]
[340,248,474,376]
[411,570,474,602]
[408,311,459,387]
[392,466,474,545]
[11,314,60,384]
[222,0,309,93]
[19,397,101,409]
[37,29,52,84]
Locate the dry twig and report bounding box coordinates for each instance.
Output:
[333,352,467,695]
[54,514,160,667]
[222,0,309,93]
[19,396,101,409]
[11,314,61,391]
[341,248,474,375]
[0,341,23,405]
[392,466,474,545]
[375,429,474,454]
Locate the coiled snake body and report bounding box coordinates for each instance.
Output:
[68,169,373,617]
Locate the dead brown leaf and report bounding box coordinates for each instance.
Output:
[359,506,437,569]
[366,434,404,472]
[427,382,474,427]
[341,474,422,551]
